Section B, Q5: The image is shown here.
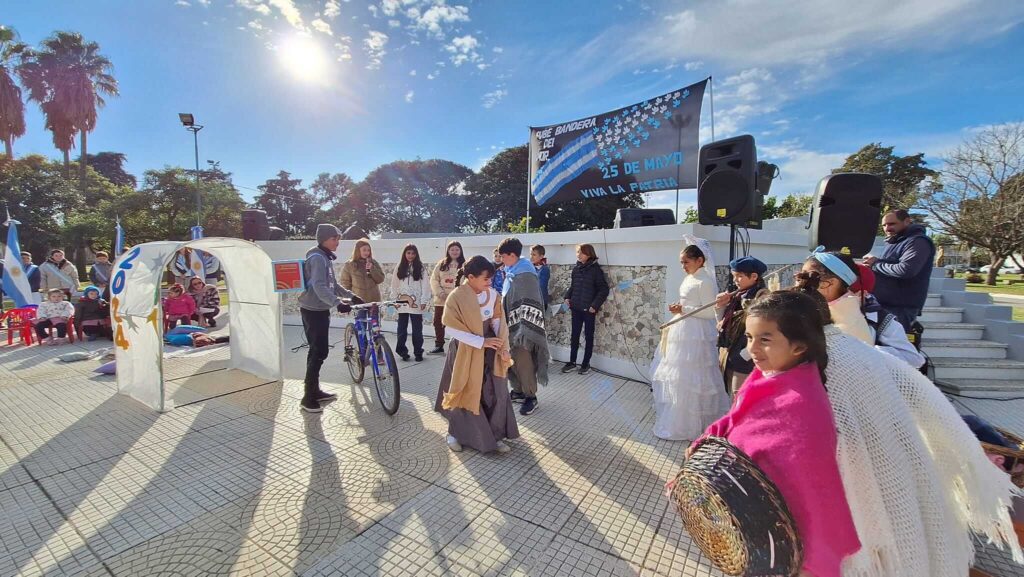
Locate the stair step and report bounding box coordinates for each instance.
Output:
[925,295,942,307]
[929,357,1024,380]
[921,339,1008,359]
[918,306,964,323]
[936,378,1024,394]
[920,321,985,340]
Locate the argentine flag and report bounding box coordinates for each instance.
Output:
[188,225,206,279]
[2,219,33,308]
[114,218,125,257]
[532,132,599,206]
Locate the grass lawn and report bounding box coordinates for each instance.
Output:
[958,273,1024,297]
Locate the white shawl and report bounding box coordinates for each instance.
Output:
[823,325,1022,577]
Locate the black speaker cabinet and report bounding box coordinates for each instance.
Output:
[614,208,676,228]
[241,209,270,241]
[697,135,759,227]
[808,173,883,256]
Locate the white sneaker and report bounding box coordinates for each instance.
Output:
[46,337,56,346]
[446,435,463,452]
[494,441,511,454]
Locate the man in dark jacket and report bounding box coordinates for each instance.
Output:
[863,210,935,331]
[297,224,361,413]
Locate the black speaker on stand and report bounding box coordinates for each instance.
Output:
[807,173,883,256]
[241,209,270,241]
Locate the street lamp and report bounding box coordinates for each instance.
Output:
[179,113,204,226]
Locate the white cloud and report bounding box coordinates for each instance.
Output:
[268,0,304,29]
[476,63,488,70]
[426,71,437,80]
[368,5,378,17]
[492,46,504,53]
[363,30,389,69]
[481,88,507,109]
[176,0,190,6]
[236,0,272,16]
[324,0,341,19]
[335,40,352,60]
[197,0,210,5]
[388,19,401,27]
[381,0,401,17]
[409,69,417,76]
[405,90,415,103]
[311,18,333,35]
[247,20,265,31]
[413,3,469,38]
[758,140,849,196]
[446,34,481,66]
[684,60,703,71]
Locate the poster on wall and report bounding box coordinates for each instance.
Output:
[529,78,707,206]
[272,260,305,293]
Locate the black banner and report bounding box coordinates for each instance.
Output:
[529,78,707,206]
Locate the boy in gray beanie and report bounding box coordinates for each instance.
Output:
[297,224,363,413]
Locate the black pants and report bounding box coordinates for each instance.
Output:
[569,309,596,365]
[396,313,423,357]
[36,319,67,339]
[301,308,331,401]
[889,306,920,332]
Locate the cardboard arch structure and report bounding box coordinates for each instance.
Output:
[111,238,282,412]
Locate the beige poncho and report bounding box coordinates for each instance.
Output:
[823,325,1022,577]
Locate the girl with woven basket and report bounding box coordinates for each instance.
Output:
[434,256,519,454]
[689,290,861,577]
[651,237,731,441]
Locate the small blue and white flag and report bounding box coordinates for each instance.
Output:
[532,132,599,205]
[188,226,206,279]
[114,218,125,256]
[2,219,34,308]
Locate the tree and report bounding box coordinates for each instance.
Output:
[253,171,316,237]
[84,151,135,188]
[464,145,529,231]
[762,193,814,220]
[123,166,245,243]
[19,31,119,189]
[833,143,935,210]
[532,192,645,231]
[0,26,27,158]
[309,171,366,228]
[920,123,1024,285]
[681,206,699,224]
[358,159,473,234]
[0,154,77,259]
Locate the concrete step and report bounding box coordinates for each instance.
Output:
[929,357,1024,381]
[925,294,942,307]
[920,321,985,340]
[918,306,964,323]
[921,339,1008,359]
[936,378,1024,395]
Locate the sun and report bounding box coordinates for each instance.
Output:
[277,34,329,84]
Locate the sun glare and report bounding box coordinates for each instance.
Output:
[278,35,329,84]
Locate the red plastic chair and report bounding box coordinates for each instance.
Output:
[34,314,76,345]
[76,318,111,341]
[2,307,38,346]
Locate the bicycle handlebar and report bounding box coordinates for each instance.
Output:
[346,299,411,311]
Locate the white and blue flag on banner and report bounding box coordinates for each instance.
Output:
[532,132,599,205]
[114,218,125,256]
[2,219,34,308]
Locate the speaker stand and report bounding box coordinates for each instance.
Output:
[726,224,738,291]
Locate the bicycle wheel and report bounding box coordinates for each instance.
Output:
[343,323,364,383]
[371,336,401,415]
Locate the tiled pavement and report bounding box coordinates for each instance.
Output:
[1,326,1021,576]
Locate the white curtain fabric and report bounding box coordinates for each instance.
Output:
[113,238,282,411]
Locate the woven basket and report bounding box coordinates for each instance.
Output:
[980,427,1024,488]
[670,436,802,577]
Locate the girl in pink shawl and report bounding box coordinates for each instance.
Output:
[692,290,860,577]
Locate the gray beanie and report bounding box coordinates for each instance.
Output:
[316,224,342,244]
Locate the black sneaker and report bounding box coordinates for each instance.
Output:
[429,346,445,355]
[414,355,424,362]
[400,353,411,362]
[578,364,591,375]
[300,398,323,413]
[510,390,526,403]
[520,397,538,415]
[561,362,577,373]
[314,390,338,403]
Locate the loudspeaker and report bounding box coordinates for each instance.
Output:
[807,173,883,256]
[268,226,286,241]
[342,224,368,240]
[697,135,759,227]
[614,208,676,228]
[241,209,270,241]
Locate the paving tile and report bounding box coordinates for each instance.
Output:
[300,522,450,577]
[379,485,487,553]
[520,535,644,577]
[440,506,555,576]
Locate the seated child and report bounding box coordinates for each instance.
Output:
[186,276,221,327]
[163,283,197,329]
[35,288,76,345]
[75,285,111,341]
[715,256,769,394]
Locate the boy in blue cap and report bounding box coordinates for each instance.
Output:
[714,256,769,395]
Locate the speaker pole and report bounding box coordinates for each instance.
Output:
[727,224,738,291]
[526,127,534,234]
[708,75,715,143]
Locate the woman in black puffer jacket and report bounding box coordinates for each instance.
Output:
[561,243,610,375]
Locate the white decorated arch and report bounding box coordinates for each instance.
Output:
[111,238,282,411]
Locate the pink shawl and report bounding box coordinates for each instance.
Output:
[697,362,860,577]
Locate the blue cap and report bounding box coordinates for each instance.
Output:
[729,256,767,276]
[82,285,101,298]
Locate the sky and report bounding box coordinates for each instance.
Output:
[6,0,1024,214]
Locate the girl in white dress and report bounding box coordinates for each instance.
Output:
[651,237,732,441]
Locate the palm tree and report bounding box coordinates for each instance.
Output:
[19,31,118,184]
[0,26,28,158]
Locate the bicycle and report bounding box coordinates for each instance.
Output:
[342,300,403,415]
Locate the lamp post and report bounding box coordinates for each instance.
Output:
[178,113,204,226]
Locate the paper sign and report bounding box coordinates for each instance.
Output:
[272,260,305,293]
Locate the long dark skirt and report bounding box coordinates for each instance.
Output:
[434,328,520,453]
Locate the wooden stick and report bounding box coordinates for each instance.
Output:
[658,266,791,331]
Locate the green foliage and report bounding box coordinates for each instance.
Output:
[832,143,935,211]
[506,216,543,233]
[253,171,316,237]
[0,154,77,257]
[464,145,529,231]
[357,159,474,234]
[84,151,136,188]
[681,206,699,224]
[762,193,813,220]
